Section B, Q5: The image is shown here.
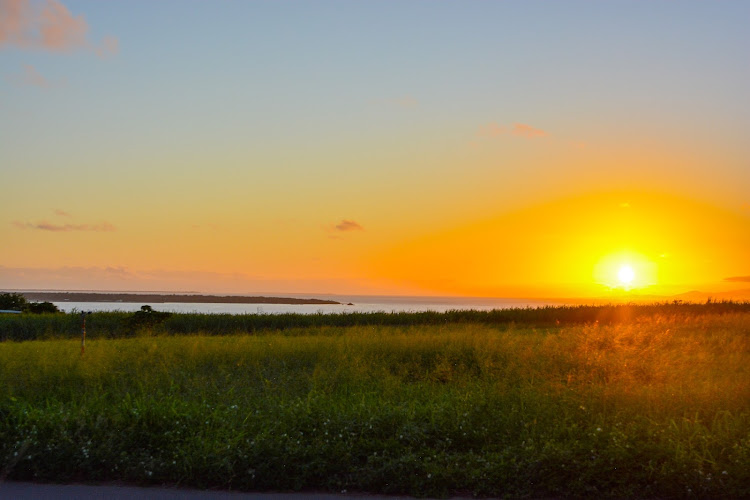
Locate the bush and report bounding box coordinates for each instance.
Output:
[128,305,172,330]
[25,301,60,314]
[0,292,26,311]
[0,293,59,314]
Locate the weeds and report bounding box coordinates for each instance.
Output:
[1,300,748,342]
[0,309,748,497]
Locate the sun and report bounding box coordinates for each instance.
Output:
[593,251,657,291]
[617,264,635,286]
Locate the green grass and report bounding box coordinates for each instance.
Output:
[1,300,749,342]
[1,309,749,497]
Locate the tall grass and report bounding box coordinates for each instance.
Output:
[1,311,749,497]
[1,300,748,342]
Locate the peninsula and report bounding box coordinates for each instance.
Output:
[20,292,341,305]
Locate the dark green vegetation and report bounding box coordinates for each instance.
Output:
[128,305,173,331]
[0,292,59,315]
[1,300,749,342]
[1,304,749,498]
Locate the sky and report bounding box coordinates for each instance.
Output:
[1,0,749,298]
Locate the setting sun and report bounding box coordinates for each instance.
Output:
[618,265,635,286]
[592,250,658,292]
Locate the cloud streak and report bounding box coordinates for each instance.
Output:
[0,0,118,57]
[12,220,116,232]
[725,276,750,283]
[478,122,547,139]
[511,123,547,138]
[334,220,364,232]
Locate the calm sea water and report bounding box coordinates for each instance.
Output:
[52,295,563,315]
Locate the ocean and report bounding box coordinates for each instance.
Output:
[50,294,565,315]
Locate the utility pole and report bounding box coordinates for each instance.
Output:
[81,311,91,355]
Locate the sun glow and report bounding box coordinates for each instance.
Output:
[618,265,635,286]
[594,251,657,292]
[369,191,749,298]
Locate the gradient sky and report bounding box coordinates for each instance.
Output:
[2,1,749,297]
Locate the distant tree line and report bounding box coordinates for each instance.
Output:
[0,292,60,314]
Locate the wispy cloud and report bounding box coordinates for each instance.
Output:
[0,0,118,57]
[511,123,547,138]
[94,35,117,58]
[478,122,547,139]
[725,276,750,283]
[7,63,59,87]
[335,220,364,232]
[54,208,71,217]
[12,220,116,232]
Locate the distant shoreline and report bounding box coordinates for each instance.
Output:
[21,292,341,305]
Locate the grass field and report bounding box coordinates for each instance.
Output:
[1,306,749,498]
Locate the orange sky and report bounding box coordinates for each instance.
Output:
[369,191,750,298]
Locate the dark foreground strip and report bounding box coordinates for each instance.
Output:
[0,482,428,500]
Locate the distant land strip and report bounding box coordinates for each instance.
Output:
[21,292,341,305]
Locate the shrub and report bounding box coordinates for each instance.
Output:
[128,305,173,330]
[0,292,26,311]
[25,301,60,314]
